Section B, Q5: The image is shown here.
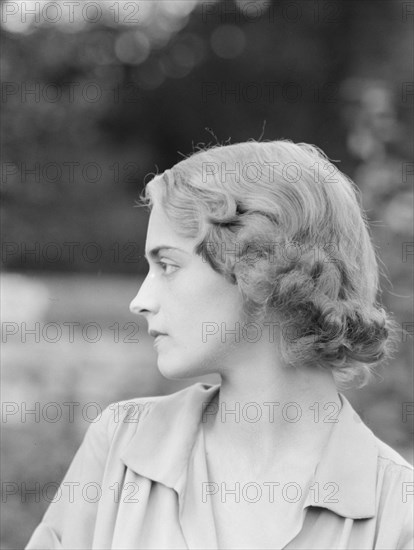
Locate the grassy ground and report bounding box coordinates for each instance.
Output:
[1,272,412,550]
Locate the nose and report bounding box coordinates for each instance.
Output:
[129,273,159,316]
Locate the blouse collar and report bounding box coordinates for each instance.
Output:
[120,382,378,519]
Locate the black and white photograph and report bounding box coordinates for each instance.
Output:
[1,1,413,548]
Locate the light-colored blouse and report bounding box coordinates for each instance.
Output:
[25,383,413,549]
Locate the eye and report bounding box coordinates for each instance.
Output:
[158,261,178,276]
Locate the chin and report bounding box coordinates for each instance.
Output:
[156,356,194,380]
[156,353,214,381]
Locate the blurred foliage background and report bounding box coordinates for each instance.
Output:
[1,0,413,548]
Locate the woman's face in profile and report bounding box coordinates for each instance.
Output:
[129,200,246,379]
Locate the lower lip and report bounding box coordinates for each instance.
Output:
[153,335,167,346]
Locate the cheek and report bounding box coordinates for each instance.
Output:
[173,278,243,340]
[156,281,245,377]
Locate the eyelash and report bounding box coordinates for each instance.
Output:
[157,261,178,276]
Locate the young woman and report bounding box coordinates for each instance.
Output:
[26,140,413,549]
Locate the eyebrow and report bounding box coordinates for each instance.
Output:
[144,246,187,262]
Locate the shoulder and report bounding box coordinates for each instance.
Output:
[369,428,412,469]
[375,436,413,507]
[369,433,413,548]
[94,383,220,481]
[359,420,413,503]
[98,382,218,444]
[374,434,413,501]
[368,430,413,485]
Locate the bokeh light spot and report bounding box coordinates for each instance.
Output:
[115,30,150,65]
[210,25,246,59]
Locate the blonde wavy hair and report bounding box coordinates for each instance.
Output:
[139,140,399,387]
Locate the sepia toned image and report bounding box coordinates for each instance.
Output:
[1,1,413,549]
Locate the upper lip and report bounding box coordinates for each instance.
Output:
[149,330,167,338]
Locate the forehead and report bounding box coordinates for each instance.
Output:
[145,204,195,254]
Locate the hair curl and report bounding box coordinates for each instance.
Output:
[138,140,399,387]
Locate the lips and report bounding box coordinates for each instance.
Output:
[149,329,168,338]
[152,333,168,348]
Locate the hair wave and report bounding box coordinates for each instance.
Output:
[139,140,399,387]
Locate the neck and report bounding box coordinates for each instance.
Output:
[204,353,341,470]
